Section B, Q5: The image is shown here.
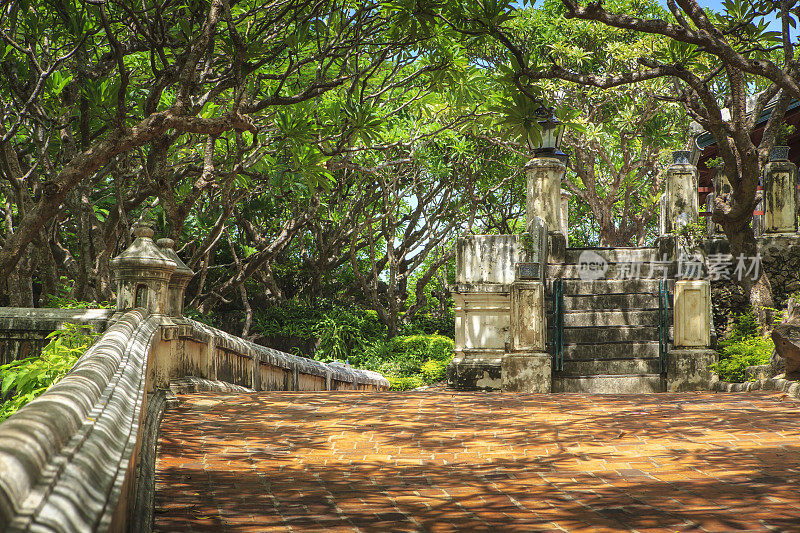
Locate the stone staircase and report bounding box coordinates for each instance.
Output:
[546,247,672,393]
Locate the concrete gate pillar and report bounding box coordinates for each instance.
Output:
[664,151,699,234]
[764,151,798,234]
[525,156,563,234]
[560,189,571,240]
[525,156,566,262]
[502,281,551,393]
[667,280,716,391]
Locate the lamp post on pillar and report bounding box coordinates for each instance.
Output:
[658,150,699,260]
[525,107,567,261]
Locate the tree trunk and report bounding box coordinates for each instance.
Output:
[724,218,775,332]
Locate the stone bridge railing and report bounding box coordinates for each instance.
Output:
[0,308,388,532]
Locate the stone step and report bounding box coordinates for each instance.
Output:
[560,294,660,311]
[564,247,660,264]
[549,310,660,327]
[560,358,662,375]
[552,374,665,393]
[556,279,666,295]
[563,326,661,343]
[548,326,667,344]
[546,263,677,280]
[561,341,662,360]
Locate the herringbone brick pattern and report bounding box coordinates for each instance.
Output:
[154,391,800,532]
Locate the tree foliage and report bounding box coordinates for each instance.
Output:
[0,0,529,338]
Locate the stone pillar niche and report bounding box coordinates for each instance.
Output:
[665,151,699,234]
[667,280,716,391]
[110,224,177,315]
[157,238,195,318]
[764,158,798,234]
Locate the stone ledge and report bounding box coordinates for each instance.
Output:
[666,348,716,392]
[711,376,800,401]
[0,307,114,331]
[169,376,253,394]
[501,352,551,393]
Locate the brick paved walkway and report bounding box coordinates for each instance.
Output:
[154,392,800,532]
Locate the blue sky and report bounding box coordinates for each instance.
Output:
[665,0,788,34]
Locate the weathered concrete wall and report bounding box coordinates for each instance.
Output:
[665,158,699,233]
[501,353,551,393]
[451,234,551,391]
[666,348,716,392]
[763,159,798,233]
[0,307,114,365]
[152,318,388,392]
[510,282,545,351]
[673,280,711,348]
[455,235,527,286]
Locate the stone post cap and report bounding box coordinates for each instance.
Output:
[110,226,177,275]
[524,156,566,170]
[156,237,175,249]
[157,238,194,281]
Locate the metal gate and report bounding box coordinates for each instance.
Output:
[552,279,565,371]
[658,280,672,373]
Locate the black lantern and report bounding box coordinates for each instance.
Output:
[529,106,566,160]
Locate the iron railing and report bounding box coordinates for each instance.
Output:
[658,280,672,373]
[552,279,565,372]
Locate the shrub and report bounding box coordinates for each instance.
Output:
[253,300,386,361]
[250,301,454,390]
[0,324,100,422]
[356,334,454,390]
[421,358,448,382]
[711,310,773,382]
[387,375,424,391]
[400,312,455,339]
[315,307,385,362]
[390,334,453,362]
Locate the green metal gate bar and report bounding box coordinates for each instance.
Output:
[552,279,565,372]
[658,281,671,373]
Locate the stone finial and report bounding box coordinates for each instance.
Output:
[156,238,195,318]
[133,223,155,239]
[109,226,177,314]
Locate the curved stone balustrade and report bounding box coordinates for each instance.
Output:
[0,309,388,532]
[0,309,154,531]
